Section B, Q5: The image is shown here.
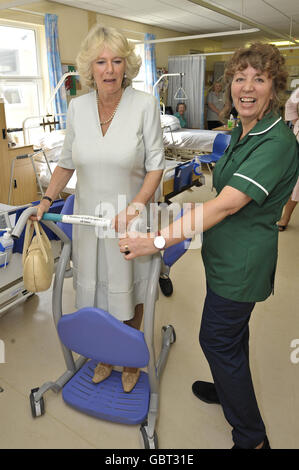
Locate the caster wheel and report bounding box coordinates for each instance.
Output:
[30,388,45,418]
[162,325,176,344]
[140,424,158,449]
[159,276,173,297]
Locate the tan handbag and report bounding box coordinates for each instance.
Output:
[22,220,54,292]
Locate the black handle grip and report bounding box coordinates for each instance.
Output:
[16,154,29,160]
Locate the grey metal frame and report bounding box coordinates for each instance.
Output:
[13,207,175,448]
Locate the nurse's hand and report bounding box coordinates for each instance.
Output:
[119,232,159,260]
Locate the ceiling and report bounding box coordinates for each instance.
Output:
[48,0,299,43]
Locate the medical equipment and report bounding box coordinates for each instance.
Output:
[160,158,205,204]
[30,134,206,203]
[174,73,188,101]
[0,228,14,267]
[12,197,190,448]
[43,212,111,228]
[153,73,185,107]
[162,122,230,161]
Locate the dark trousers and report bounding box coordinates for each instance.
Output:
[199,285,266,448]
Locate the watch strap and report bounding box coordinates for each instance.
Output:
[42,196,53,206]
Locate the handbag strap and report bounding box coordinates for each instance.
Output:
[33,221,49,264]
[22,220,49,264]
[37,222,52,251]
[22,220,35,265]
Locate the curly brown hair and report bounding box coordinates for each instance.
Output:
[221,42,288,120]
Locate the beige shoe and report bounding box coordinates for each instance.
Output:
[121,367,140,393]
[92,362,113,384]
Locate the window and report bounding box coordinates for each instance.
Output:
[130,41,146,92]
[0,21,47,144]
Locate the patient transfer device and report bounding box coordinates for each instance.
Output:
[12,195,190,448]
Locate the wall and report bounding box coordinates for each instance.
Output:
[0,1,90,64]
[0,0,223,68]
[1,1,296,93]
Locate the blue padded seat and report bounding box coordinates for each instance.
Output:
[58,307,151,425]
[57,307,150,368]
[198,133,231,165]
[62,360,150,425]
[163,239,191,268]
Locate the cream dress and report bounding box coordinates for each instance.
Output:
[58,86,165,320]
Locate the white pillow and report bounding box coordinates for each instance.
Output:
[39,130,66,150]
[160,114,181,131]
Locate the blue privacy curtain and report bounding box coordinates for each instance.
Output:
[45,13,67,128]
[144,33,159,102]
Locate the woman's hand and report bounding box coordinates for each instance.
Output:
[112,209,137,234]
[119,232,159,260]
[112,202,145,234]
[30,198,52,221]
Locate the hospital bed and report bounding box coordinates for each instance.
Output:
[160,114,229,160]
[35,151,205,203]
[19,125,205,203]
[160,158,204,203]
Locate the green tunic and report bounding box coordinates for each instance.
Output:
[202,112,299,302]
[174,112,187,128]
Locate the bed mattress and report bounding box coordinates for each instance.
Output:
[163,128,228,152]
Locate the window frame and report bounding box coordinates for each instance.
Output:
[0,19,48,133]
[129,39,146,92]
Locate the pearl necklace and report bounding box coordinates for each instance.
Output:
[96,91,122,126]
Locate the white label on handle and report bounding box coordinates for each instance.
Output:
[61,214,111,228]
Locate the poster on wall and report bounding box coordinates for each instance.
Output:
[62,64,81,97]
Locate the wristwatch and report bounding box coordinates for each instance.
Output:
[42,196,53,206]
[153,231,166,250]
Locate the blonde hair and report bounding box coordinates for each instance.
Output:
[221,42,288,120]
[76,24,142,89]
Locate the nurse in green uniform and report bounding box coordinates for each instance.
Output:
[119,43,299,448]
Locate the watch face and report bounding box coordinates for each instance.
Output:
[154,235,166,250]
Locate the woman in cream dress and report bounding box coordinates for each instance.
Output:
[35,25,164,392]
